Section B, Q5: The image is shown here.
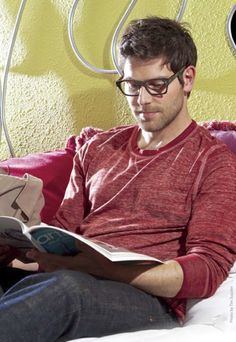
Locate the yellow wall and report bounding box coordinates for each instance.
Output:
[0,0,235,159]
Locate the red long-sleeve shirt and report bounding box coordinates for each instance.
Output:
[53,121,236,321]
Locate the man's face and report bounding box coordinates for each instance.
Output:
[122,57,191,134]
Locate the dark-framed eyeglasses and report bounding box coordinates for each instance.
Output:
[116,66,185,97]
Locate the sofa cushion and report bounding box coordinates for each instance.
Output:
[0,128,102,224]
[201,120,236,154]
[0,141,75,223]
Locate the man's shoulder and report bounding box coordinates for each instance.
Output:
[75,125,138,165]
[193,124,236,164]
[96,124,136,140]
[193,123,230,149]
[79,125,137,149]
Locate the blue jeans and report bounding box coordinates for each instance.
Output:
[0,270,179,342]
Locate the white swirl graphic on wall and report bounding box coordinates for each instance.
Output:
[226,4,236,55]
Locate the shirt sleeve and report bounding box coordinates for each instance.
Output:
[50,149,88,233]
[174,145,236,299]
[50,128,103,231]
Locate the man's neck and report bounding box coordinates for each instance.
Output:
[138,115,192,150]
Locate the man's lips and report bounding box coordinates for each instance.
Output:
[135,110,161,120]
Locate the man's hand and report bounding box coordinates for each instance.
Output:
[0,245,20,266]
[26,242,116,276]
[26,242,183,298]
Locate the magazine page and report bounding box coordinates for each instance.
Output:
[0,216,33,250]
[81,238,163,263]
[28,225,163,263]
[28,226,80,255]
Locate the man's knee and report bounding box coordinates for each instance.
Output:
[52,270,94,295]
[3,269,92,300]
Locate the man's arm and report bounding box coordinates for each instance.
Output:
[50,152,87,232]
[112,259,184,298]
[175,145,236,299]
[26,245,183,298]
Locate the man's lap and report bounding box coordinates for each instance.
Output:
[0,269,179,341]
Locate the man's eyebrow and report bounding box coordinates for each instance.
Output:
[122,76,169,82]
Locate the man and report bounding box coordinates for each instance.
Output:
[0,16,236,342]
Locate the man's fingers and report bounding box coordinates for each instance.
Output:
[0,245,20,266]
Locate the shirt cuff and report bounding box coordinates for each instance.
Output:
[173,253,211,298]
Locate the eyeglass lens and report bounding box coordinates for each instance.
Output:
[117,67,185,96]
[121,79,167,96]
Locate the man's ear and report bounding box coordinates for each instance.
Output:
[183,65,196,95]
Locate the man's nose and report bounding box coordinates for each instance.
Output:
[137,86,153,105]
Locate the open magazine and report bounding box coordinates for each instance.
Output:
[0,216,163,264]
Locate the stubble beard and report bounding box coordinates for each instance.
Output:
[137,97,184,133]
[140,110,179,133]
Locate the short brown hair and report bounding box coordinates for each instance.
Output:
[119,16,197,73]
